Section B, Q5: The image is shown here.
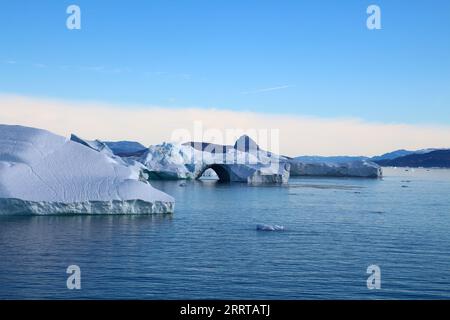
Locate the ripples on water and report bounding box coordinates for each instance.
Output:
[1,168,450,299]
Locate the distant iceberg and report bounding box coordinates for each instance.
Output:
[0,125,174,215]
[293,155,368,163]
[288,158,382,178]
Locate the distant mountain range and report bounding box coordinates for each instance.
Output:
[370,148,438,161]
[295,148,450,168]
[373,149,450,168]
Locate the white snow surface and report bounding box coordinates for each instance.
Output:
[0,125,174,214]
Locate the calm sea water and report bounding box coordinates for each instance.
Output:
[1,167,450,299]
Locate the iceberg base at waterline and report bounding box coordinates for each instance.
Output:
[0,124,174,215]
[0,198,174,215]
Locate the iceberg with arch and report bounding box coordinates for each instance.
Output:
[0,125,174,215]
[136,135,291,184]
[132,134,381,181]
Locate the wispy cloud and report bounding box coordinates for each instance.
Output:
[175,73,192,80]
[144,71,168,76]
[144,71,192,80]
[110,67,132,74]
[82,65,105,72]
[3,60,188,79]
[242,85,295,95]
[3,60,47,68]
[1,94,450,157]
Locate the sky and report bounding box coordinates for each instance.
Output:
[0,0,450,155]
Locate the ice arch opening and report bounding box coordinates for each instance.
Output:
[196,164,231,182]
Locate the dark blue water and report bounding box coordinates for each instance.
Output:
[1,168,450,299]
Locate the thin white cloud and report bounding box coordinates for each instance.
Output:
[242,85,294,95]
[3,61,184,79]
[144,71,168,76]
[1,94,450,157]
[175,73,192,80]
[110,67,132,74]
[144,71,191,80]
[82,65,105,72]
[50,65,131,74]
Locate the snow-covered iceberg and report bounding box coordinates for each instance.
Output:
[288,159,382,178]
[139,142,201,180]
[0,125,174,215]
[137,136,290,184]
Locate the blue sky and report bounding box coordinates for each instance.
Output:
[1,0,450,125]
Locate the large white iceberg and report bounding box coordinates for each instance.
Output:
[0,125,174,215]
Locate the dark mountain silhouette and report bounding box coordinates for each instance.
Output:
[370,148,437,161]
[374,149,450,168]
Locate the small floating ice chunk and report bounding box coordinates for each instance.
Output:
[256,224,285,231]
